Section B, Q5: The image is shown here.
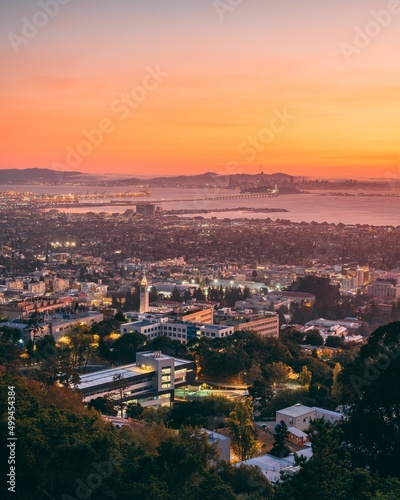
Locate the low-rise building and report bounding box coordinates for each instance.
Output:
[120,319,234,343]
[78,351,195,408]
[276,404,317,432]
[202,429,230,463]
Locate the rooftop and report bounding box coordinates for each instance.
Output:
[277,404,316,418]
[79,363,152,390]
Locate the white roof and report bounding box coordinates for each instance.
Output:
[277,404,315,418]
[237,447,313,483]
[288,427,308,438]
[79,364,152,390]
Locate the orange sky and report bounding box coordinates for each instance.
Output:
[1,0,400,178]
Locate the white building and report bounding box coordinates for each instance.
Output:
[120,319,235,344]
[79,351,195,408]
[276,404,317,432]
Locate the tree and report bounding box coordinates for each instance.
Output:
[112,332,147,363]
[248,379,274,417]
[88,395,117,416]
[171,286,182,302]
[331,362,343,402]
[112,373,129,418]
[126,402,144,419]
[298,366,312,389]
[0,374,119,499]
[341,322,400,477]
[28,310,44,344]
[226,398,257,461]
[325,335,345,348]
[305,330,324,346]
[67,323,96,371]
[270,420,290,458]
[264,361,292,386]
[114,311,126,322]
[193,287,205,301]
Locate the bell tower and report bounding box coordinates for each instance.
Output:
[140,274,149,313]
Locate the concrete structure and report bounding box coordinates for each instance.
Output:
[53,278,70,293]
[136,202,156,218]
[180,306,214,324]
[50,311,104,339]
[79,352,195,407]
[218,310,279,338]
[6,280,24,291]
[368,281,400,301]
[121,319,235,343]
[28,281,46,294]
[313,407,343,424]
[0,298,67,320]
[202,429,230,463]
[276,404,344,432]
[276,404,317,432]
[139,274,149,313]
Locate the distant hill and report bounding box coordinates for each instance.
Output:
[0,167,298,187]
[0,168,83,184]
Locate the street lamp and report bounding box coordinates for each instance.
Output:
[166,419,174,429]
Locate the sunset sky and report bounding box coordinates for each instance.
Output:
[1,0,400,178]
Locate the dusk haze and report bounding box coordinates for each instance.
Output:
[2,2,400,500]
[1,0,400,177]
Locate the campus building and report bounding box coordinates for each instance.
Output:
[120,319,235,343]
[78,351,195,407]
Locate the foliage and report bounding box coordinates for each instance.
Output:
[340,321,400,477]
[264,362,292,385]
[226,398,257,461]
[298,365,312,389]
[270,420,290,458]
[88,395,118,416]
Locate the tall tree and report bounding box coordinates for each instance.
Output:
[226,398,257,461]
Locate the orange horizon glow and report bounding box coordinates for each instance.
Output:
[1,1,400,179]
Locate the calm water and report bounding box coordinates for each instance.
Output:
[3,185,400,226]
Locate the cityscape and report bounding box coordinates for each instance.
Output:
[2,1,400,500]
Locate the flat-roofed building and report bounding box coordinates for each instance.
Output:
[218,311,279,338]
[78,351,195,408]
[50,312,104,339]
[276,404,317,432]
[180,306,214,324]
[120,319,234,344]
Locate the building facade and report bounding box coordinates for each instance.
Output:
[79,351,195,408]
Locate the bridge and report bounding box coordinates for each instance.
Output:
[131,192,278,205]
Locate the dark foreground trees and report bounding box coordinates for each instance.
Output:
[0,374,273,500]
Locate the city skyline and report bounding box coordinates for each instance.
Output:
[1,0,400,178]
